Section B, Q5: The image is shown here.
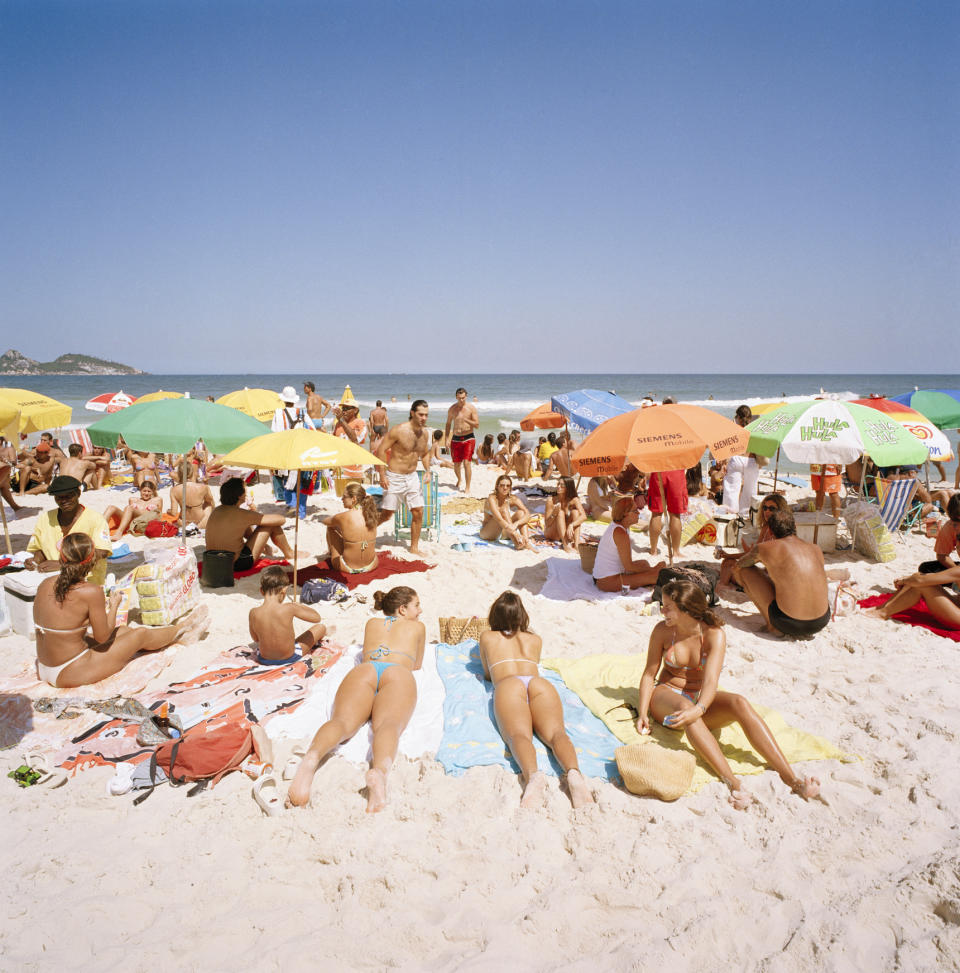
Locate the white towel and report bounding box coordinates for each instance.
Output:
[538,556,653,603]
[268,644,446,764]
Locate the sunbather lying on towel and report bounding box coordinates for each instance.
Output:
[636,578,820,809]
[478,591,595,809]
[33,532,210,688]
[286,585,425,813]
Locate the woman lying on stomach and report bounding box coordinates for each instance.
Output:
[636,579,820,808]
[33,533,209,688]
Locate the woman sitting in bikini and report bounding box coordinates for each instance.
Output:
[870,562,960,629]
[287,585,425,813]
[715,493,790,589]
[322,482,379,574]
[592,496,665,591]
[477,433,496,464]
[478,474,536,551]
[130,450,159,488]
[103,480,164,541]
[479,591,595,808]
[585,475,615,519]
[32,533,210,688]
[543,475,587,553]
[636,579,821,809]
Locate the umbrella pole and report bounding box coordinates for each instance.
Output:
[851,456,868,553]
[293,476,301,599]
[181,455,188,546]
[772,446,780,493]
[0,498,10,556]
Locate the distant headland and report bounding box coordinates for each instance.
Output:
[0,349,144,376]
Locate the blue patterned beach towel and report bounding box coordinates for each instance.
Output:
[435,640,621,782]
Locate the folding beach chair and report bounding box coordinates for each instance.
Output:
[67,427,94,454]
[393,470,441,543]
[873,476,921,540]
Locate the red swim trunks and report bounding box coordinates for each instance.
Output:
[450,434,476,464]
[646,470,689,515]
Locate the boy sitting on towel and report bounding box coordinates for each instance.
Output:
[248,567,331,666]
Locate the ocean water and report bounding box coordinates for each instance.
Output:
[8,372,958,475]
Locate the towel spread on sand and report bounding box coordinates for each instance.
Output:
[269,644,445,762]
[858,593,960,642]
[37,642,345,771]
[295,551,432,590]
[541,654,854,792]
[435,641,621,782]
[539,556,654,603]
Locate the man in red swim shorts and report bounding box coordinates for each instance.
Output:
[647,468,688,560]
[444,387,480,493]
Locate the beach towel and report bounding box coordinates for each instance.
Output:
[541,654,854,793]
[51,641,344,772]
[435,641,620,781]
[295,552,432,590]
[269,644,445,762]
[196,556,290,579]
[539,556,654,604]
[858,593,960,643]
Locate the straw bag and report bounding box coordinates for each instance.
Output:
[578,542,598,574]
[615,742,695,801]
[438,616,489,644]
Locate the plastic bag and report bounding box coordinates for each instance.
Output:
[132,547,199,625]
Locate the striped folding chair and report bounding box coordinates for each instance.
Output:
[393,470,441,543]
[874,476,921,539]
[67,427,94,454]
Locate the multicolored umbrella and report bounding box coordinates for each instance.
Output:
[0,387,71,433]
[551,389,634,435]
[215,387,285,424]
[746,400,928,466]
[519,403,567,432]
[85,390,138,413]
[888,389,960,430]
[850,397,953,462]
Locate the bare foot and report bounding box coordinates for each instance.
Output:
[175,605,211,645]
[564,769,595,809]
[520,770,548,808]
[365,767,387,813]
[286,752,321,808]
[727,783,753,810]
[862,607,889,620]
[409,547,421,556]
[562,543,575,554]
[789,776,821,801]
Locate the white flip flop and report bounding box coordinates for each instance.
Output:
[282,746,306,781]
[252,773,283,817]
[21,750,68,789]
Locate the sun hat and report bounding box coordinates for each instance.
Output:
[279,386,300,407]
[35,441,51,453]
[48,475,83,496]
[339,384,359,409]
[615,741,695,801]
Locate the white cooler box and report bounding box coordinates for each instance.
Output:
[793,512,838,552]
[2,571,47,639]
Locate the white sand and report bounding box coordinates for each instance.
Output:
[2,464,959,970]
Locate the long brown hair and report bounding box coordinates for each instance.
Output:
[373,586,417,615]
[343,482,379,530]
[661,579,723,628]
[488,590,530,633]
[54,533,95,604]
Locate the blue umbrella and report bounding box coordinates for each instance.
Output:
[550,389,635,435]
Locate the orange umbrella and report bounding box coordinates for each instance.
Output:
[519,403,567,432]
[571,404,750,476]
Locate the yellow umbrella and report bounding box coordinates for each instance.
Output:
[0,402,18,554]
[0,387,71,433]
[216,387,284,424]
[218,428,385,592]
[136,389,185,403]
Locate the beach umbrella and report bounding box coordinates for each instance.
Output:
[0,387,71,434]
[85,390,138,413]
[571,404,750,562]
[88,398,268,543]
[551,389,634,435]
[216,387,284,424]
[850,397,953,463]
[0,402,18,553]
[519,403,567,432]
[746,400,929,467]
[136,389,185,404]
[888,389,960,430]
[218,428,385,593]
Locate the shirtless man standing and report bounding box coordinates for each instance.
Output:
[443,387,480,492]
[205,477,305,570]
[376,400,431,554]
[369,400,389,448]
[304,381,332,428]
[733,509,831,638]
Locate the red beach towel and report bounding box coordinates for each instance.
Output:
[858,593,960,643]
[295,552,432,590]
[196,556,290,579]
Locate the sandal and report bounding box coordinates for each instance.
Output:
[282,746,306,781]
[17,751,67,789]
[252,773,283,817]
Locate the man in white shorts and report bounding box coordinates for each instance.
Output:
[375,400,432,554]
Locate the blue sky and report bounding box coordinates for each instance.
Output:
[2,1,957,373]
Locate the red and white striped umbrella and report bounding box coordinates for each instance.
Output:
[85,391,138,414]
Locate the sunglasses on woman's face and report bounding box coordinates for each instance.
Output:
[762,505,777,512]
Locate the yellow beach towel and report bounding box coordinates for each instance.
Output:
[542,654,855,792]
